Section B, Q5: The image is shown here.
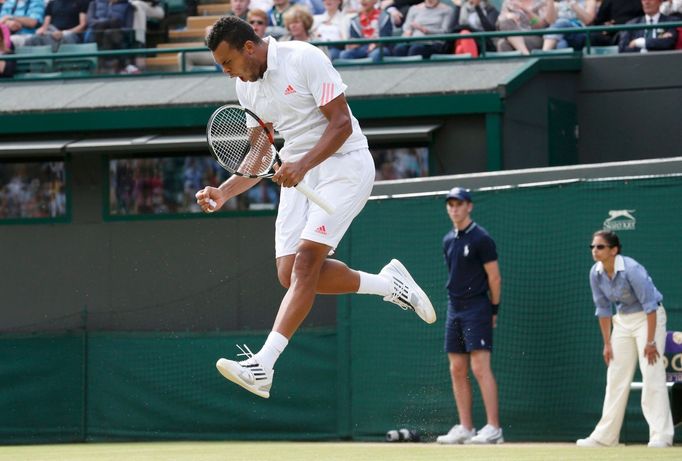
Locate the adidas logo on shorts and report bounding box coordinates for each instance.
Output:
[315,225,327,235]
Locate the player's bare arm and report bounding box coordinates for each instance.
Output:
[272,94,352,188]
[195,175,260,212]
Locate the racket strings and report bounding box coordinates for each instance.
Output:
[209,108,275,177]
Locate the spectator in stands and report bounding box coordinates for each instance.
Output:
[312,0,349,60]
[380,0,421,27]
[660,0,682,48]
[576,230,673,448]
[85,0,135,73]
[342,0,362,17]
[0,22,16,77]
[618,0,678,52]
[230,0,252,20]
[184,9,268,71]
[496,0,557,54]
[392,0,454,58]
[661,0,682,15]
[24,0,88,51]
[436,187,503,445]
[248,8,269,37]
[251,0,274,14]
[338,0,392,61]
[589,0,642,45]
[0,0,44,46]
[283,4,314,40]
[268,0,294,38]
[451,0,500,53]
[542,0,597,50]
[130,0,165,47]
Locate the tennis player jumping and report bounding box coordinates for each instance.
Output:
[195,16,436,398]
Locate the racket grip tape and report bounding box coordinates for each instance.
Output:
[294,182,335,215]
[207,199,217,213]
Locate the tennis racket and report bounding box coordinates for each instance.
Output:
[205,104,335,215]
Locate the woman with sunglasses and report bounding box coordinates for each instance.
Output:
[577,230,673,448]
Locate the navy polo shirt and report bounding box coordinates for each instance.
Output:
[443,222,497,305]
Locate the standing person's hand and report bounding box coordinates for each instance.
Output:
[644,342,660,365]
[602,342,613,365]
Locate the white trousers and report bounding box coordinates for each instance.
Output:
[590,306,674,445]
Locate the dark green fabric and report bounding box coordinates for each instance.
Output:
[0,332,84,443]
[341,176,682,442]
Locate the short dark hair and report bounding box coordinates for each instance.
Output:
[206,16,262,52]
[593,230,622,254]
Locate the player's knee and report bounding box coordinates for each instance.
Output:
[291,246,326,280]
[277,266,292,288]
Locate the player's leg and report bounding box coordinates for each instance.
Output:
[271,240,334,338]
[276,254,361,294]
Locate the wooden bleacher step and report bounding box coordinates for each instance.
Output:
[197,3,230,15]
[169,28,209,42]
[145,54,181,71]
[187,15,223,29]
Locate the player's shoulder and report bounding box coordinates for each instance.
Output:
[277,39,327,63]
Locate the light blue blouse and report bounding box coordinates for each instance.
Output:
[589,255,663,318]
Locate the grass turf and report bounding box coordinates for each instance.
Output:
[1,442,681,461]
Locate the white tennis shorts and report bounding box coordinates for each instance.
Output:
[275,148,374,258]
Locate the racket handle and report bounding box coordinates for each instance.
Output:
[294,182,335,215]
[207,199,217,213]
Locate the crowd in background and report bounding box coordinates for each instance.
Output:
[2,0,682,78]
[0,161,66,219]
[101,147,426,217]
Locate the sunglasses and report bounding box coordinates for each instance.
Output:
[250,20,266,25]
[589,244,611,250]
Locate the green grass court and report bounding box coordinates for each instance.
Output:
[1,442,681,461]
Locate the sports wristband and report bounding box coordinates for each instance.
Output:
[491,303,499,315]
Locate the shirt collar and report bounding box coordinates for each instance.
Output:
[595,254,625,274]
[646,13,660,23]
[454,221,476,238]
[263,36,278,79]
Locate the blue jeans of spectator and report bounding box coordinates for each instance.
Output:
[338,44,391,62]
[393,42,443,58]
[544,18,584,49]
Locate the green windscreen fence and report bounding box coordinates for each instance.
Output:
[342,175,682,442]
[1,175,681,443]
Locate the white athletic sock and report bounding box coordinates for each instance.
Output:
[357,271,392,296]
[254,331,289,371]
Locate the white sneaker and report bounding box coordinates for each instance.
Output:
[379,259,436,324]
[576,437,606,447]
[647,440,671,448]
[216,344,273,398]
[436,425,476,444]
[468,424,504,444]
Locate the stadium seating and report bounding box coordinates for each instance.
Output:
[54,43,98,75]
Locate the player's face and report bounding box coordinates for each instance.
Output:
[213,40,261,82]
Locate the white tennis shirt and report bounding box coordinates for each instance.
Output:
[236,37,368,162]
